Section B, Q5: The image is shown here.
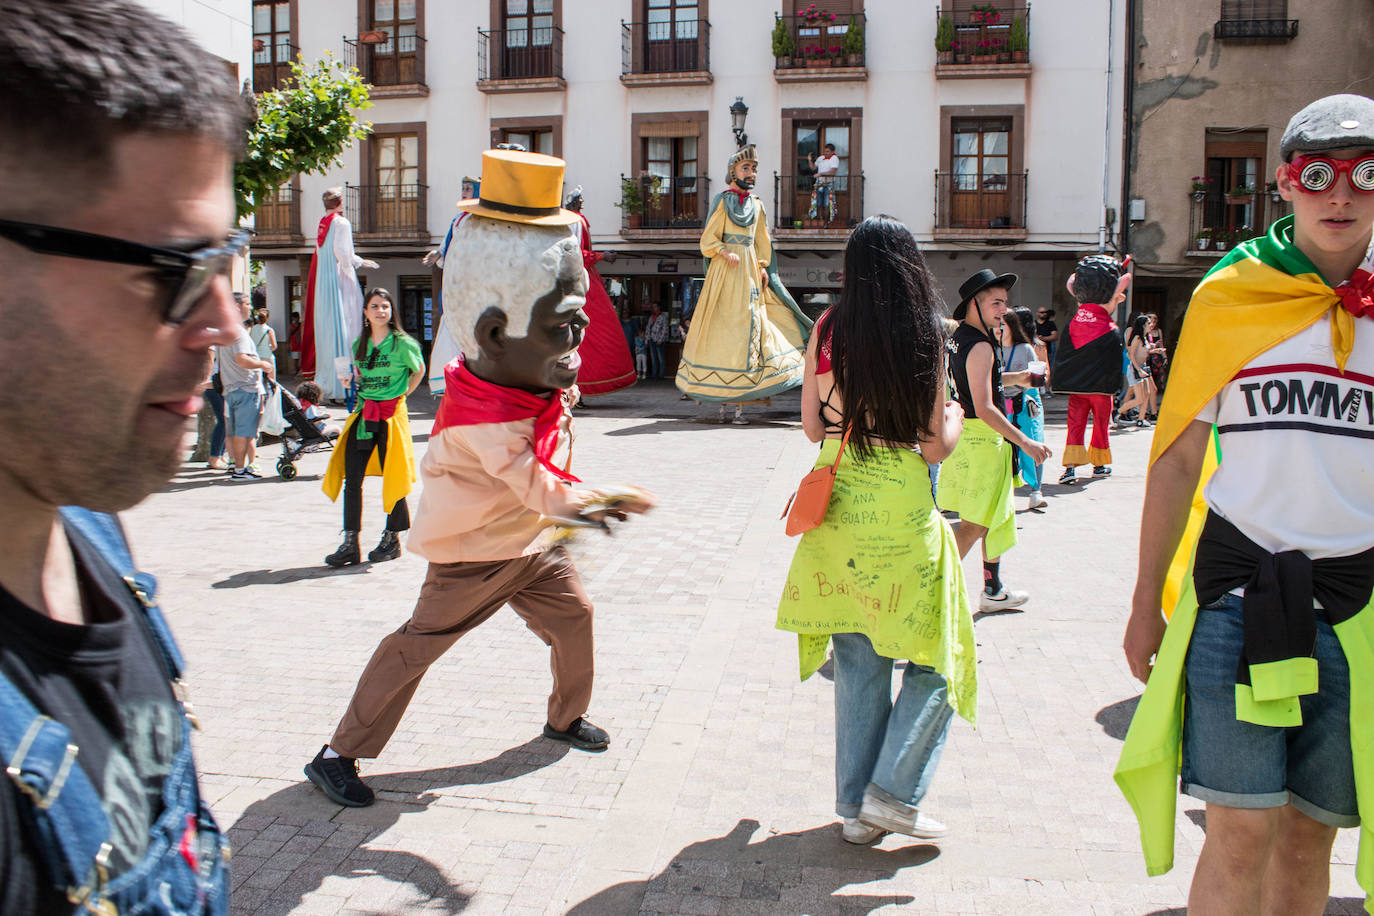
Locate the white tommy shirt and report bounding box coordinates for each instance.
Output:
[1196,315,1374,559]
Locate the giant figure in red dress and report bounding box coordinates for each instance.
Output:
[566,189,636,396]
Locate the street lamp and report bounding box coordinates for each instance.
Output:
[730,97,749,149]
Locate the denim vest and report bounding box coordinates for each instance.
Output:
[0,507,229,915]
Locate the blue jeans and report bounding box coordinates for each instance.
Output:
[648,341,665,378]
[1181,592,1358,826]
[344,377,357,413]
[831,632,954,818]
[204,386,225,458]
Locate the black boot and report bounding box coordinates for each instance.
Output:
[368,530,401,563]
[325,531,360,568]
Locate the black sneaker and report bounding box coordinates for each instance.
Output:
[1058,467,1077,485]
[542,717,610,751]
[1093,465,1112,477]
[304,745,374,807]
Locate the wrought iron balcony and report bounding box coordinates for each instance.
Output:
[773,173,864,231]
[1185,187,1286,257]
[933,171,1028,237]
[772,11,866,76]
[253,185,301,241]
[343,33,426,88]
[477,26,565,84]
[619,175,711,232]
[252,39,298,93]
[345,183,429,238]
[621,19,710,80]
[1214,0,1297,40]
[935,4,1031,77]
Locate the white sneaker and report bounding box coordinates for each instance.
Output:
[858,787,949,839]
[841,817,887,845]
[1027,489,1046,509]
[979,587,1030,611]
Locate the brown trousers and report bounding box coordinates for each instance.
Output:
[330,546,594,758]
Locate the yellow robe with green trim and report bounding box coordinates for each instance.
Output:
[322,399,418,514]
[1114,219,1374,910]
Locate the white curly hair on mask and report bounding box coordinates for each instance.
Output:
[440,215,582,361]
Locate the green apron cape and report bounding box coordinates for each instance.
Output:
[776,441,978,724]
[935,418,1016,560]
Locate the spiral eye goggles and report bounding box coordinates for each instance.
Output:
[1285,154,1374,194]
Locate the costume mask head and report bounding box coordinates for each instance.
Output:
[727,145,759,192]
[1067,254,1132,306]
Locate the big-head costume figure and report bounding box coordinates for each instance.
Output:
[1116,94,1374,913]
[304,150,653,808]
[675,144,812,418]
[1053,254,1129,483]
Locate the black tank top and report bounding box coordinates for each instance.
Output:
[949,322,1004,421]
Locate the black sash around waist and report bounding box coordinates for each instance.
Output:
[1193,510,1374,680]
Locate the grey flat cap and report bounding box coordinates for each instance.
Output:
[1281,94,1374,160]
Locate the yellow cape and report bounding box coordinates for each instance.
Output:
[322,399,418,514]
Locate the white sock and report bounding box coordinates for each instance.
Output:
[322,746,340,759]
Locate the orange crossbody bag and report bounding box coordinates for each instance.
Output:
[780,422,854,537]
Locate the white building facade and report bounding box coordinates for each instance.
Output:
[252,0,1128,367]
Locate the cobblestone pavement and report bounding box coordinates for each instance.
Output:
[122,379,1364,915]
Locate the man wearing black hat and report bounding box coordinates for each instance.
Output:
[1053,255,1131,484]
[937,270,1052,611]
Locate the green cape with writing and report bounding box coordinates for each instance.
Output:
[776,442,978,724]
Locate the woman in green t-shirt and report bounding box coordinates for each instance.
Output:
[324,288,426,567]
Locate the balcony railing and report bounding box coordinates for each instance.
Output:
[622,19,710,75]
[253,185,301,238]
[478,26,565,82]
[252,40,298,92]
[773,173,864,230]
[934,5,1031,71]
[1186,188,1286,255]
[620,176,710,231]
[773,12,866,70]
[345,183,428,237]
[934,171,1028,232]
[1213,17,1298,40]
[343,33,426,87]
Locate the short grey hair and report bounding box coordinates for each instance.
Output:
[440,215,584,360]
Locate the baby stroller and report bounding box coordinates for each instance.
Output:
[275,383,338,479]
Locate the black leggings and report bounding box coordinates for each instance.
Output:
[342,419,409,532]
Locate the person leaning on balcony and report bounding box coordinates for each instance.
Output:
[807,143,839,223]
[1117,92,1374,916]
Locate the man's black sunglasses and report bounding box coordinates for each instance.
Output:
[0,219,250,326]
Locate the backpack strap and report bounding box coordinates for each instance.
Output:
[0,672,112,897]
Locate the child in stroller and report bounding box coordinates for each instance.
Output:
[275,381,339,479]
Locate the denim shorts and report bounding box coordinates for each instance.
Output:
[224,389,262,438]
[1181,592,1359,827]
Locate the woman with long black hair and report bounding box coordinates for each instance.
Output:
[1116,314,1154,427]
[322,288,425,567]
[776,216,977,846]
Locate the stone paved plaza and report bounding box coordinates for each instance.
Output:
[122,380,1364,915]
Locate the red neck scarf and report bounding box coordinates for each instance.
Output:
[1336,268,1374,318]
[729,187,750,205]
[431,359,579,482]
[1067,302,1117,348]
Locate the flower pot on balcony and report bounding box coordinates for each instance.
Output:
[1269,191,1283,204]
[937,50,953,64]
[1214,240,1228,251]
[1191,190,1207,202]
[1195,238,1210,250]
[793,219,803,229]
[846,53,862,67]
[777,55,793,68]
[1013,50,1028,62]
[954,52,971,63]
[627,213,642,229]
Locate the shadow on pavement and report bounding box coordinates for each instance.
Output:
[228,738,571,914]
[564,818,932,914]
[603,417,800,436]
[212,562,372,588]
[1185,808,1206,832]
[972,606,1028,623]
[1095,695,1140,740]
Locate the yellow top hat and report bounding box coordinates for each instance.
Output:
[455,149,578,226]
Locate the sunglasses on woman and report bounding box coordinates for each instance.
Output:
[0,219,250,325]
[1285,154,1374,194]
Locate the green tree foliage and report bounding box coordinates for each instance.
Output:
[234,54,372,220]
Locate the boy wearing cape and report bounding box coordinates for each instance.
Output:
[1117,95,1374,914]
